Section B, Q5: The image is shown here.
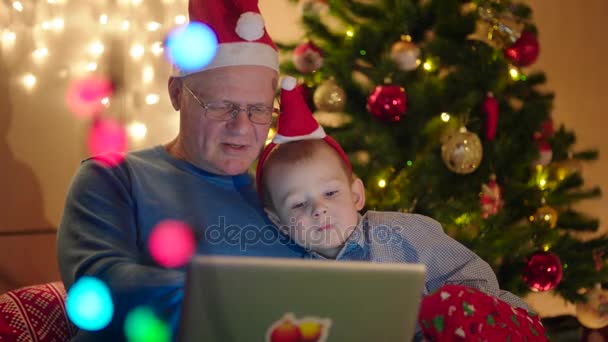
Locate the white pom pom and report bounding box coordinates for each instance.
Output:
[235,12,265,41]
[281,76,297,91]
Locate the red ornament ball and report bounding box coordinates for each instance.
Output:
[522,251,563,292]
[504,31,539,67]
[293,41,324,74]
[366,85,407,122]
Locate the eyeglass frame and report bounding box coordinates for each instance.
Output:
[182,82,278,125]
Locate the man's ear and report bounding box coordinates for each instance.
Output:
[351,177,366,211]
[168,77,182,111]
[264,208,288,233]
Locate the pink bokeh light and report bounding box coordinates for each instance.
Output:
[87,118,127,167]
[66,76,114,118]
[148,220,196,268]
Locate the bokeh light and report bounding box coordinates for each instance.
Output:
[148,220,195,268]
[65,75,113,118]
[124,307,171,342]
[88,117,128,167]
[165,22,218,73]
[66,276,114,331]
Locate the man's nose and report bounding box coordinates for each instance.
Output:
[226,108,251,133]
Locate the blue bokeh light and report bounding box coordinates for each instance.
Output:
[66,276,114,331]
[165,22,218,73]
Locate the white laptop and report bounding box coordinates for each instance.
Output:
[177,255,426,342]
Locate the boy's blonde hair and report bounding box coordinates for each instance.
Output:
[260,139,353,208]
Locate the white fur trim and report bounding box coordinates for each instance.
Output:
[236,12,265,41]
[281,76,297,90]
[272,125,326,144]
[173,42,278,76]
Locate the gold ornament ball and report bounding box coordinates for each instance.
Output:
[390,40,420,71]
[313,80,346,112]
[576,286,608,329]
[441,129,483,174]
[530,205,558,229]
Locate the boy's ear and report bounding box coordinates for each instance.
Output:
[351,177,366,211]
[264,208,287,233]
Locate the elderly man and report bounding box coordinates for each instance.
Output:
[56,0,304,340]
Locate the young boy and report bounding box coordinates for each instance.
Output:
[256,76,548,341]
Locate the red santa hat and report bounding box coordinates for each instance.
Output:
[174,0,279,76]
[256,76,352,197]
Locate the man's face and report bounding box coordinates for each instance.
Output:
[265,146,365,258]
[172,65,277,175]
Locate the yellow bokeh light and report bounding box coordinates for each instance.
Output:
[345,30,354,38]
[441,112,450,122]
[175,15,187,25]
[543,245,550,252]
[378,179,387,188]
[509,68,519,80]
[539,179,547,188]
[128,121,147,141]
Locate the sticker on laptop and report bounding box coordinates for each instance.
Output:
[266,313,332,342]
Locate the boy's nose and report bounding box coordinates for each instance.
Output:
[312,205,328,217]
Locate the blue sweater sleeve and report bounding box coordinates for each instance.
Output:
[56,159,184,341]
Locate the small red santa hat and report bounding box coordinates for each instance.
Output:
[174,0,278,76]
[256,76,352,196]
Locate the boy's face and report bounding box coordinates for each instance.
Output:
[265,145,365,258]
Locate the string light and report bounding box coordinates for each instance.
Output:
[22,73,37,90]
[88,40,105,57]
[423,59,434,71]
[543,245,550,252]
[128,121,148,141]
[12,1,24,12]
[32,47,49,61]
[121,20,130,31]
[101,97,110,107]
[175,15,186,25]
[130,43,144,59]
[345,29,354,38]
[441,112,451,122]
[51,18,64,31]
[378,179,387,188]
[146,22,161,32]
[86,62,98,71]
[145,94,159,105]
[142,65,154,84]
[2,30,16,49]
[99,14,108,25]
[509,67,519,80]
[150,41,164,56]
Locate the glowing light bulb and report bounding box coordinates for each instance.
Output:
[509,67,519,80]
[128,121,147,141]
[151,41,164,56]
[423,60,433,71]
[32,47,49,61]
[130,44,144,59]
[66,277,114,331]
[345,29,354,38]
[142,65,154,84]
[86,62,98,71]
[121,20,130,31]
[22,73,36,90]
[89,41,105,57]
[174,15,186,25]
[13,1,24,12]
[145,94,159,105]
[378,179,387,188]
[146,22,161,31]
[51,18,64,31]
[441,112,450,122]
[265,127,276,146]
[99,14,108,25]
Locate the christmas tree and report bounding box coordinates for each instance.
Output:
[279,0,606,305]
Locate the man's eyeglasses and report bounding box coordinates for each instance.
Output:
[182,83,277,124]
